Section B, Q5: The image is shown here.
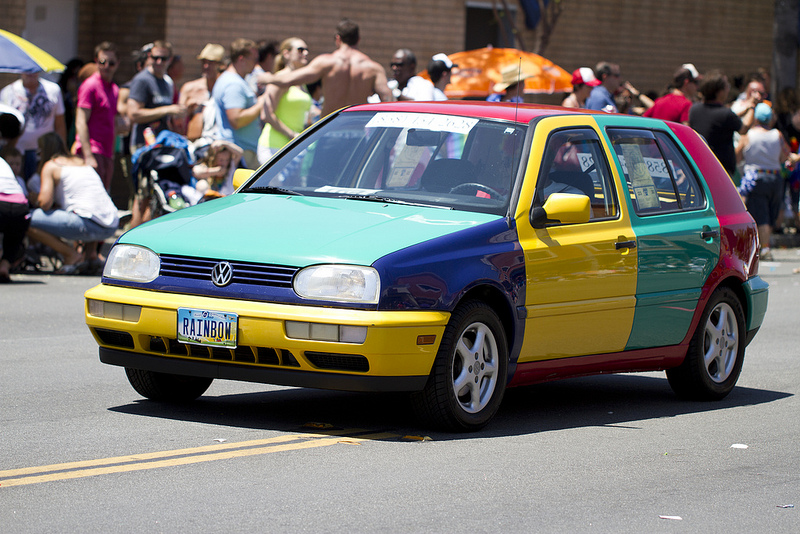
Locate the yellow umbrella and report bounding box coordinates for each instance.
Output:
[0,28,66,73]
[421,47,573,99]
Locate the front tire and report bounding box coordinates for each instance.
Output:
[125,368,213,402]
[667,287,745,400]
[412,301,508,431]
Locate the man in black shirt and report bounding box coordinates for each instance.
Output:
[689,70,756,176]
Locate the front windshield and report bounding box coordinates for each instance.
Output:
[245,110,526,215]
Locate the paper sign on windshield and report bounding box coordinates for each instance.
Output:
[366,113,479,135]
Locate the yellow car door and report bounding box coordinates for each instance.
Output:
[514,117,638,362]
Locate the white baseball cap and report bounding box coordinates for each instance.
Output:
[431,53,457,70]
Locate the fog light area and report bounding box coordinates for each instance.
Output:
[87,300,142,322]
[285,321,367,344]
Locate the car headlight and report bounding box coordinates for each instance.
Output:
[103,245,160,282]
[293,265,380,304]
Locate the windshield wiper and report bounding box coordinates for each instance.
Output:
[244,186,303,196]
[344,194,452,209]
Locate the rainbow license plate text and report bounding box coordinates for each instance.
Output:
[177,308,238,348]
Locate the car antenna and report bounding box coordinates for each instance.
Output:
[514,58,522,123]
[509,58,521,216]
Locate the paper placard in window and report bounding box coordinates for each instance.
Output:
[616,155,671,179]
[387,145,427,187]
[620,144,660,209]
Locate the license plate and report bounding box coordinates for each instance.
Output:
[177,308,238,348]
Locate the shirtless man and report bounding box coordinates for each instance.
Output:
[257,19,393,117]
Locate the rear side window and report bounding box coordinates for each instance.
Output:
[654,131,704,209]
[608,129,706,215]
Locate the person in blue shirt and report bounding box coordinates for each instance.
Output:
[585,62,622,113]
[212,39,266,169]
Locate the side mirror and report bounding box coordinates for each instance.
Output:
[232,168,254,191]
[530,193,591,228]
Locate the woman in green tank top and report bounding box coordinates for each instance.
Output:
[257,38,313,165]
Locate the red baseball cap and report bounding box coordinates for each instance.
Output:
[571,67,601,87]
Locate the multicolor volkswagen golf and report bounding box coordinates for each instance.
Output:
[85,102,769,431]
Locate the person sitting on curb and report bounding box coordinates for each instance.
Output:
[27,132,119,274]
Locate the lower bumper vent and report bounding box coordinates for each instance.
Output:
[305,352,369,372]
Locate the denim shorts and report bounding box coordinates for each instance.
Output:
[30,208,116,242]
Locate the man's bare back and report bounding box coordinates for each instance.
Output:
[318,46,391,116]
[257,43,392,118]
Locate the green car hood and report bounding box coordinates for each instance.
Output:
[119,193,500,266]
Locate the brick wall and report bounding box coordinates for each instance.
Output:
[1,0,784,98]
[528,0,775,97]
[162,0,466,84]
[77,0,168,82]
[0,0,32,89]
[156,0,777,97]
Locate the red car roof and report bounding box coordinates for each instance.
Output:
[343,100,597,122]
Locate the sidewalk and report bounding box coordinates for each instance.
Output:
[766,245,800,263]
[770,232,800,250]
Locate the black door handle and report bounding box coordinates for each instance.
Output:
[701,230,719,239]
[615,240,636,250]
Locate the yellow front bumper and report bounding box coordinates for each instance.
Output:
[85,284,449,388]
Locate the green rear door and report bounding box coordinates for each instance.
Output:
[601,124,720,349]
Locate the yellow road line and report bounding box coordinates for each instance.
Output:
[1,430,394,488]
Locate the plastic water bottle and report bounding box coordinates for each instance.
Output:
[166,191,186,209]
[144,127,156,146]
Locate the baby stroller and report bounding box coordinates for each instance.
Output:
[131,130,196,218]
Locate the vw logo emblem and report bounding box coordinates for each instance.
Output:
[211,261,233,287]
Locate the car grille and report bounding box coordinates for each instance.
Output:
[159,255,297,287]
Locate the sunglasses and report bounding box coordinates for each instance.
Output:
[390,62,407,68]
[150,55,170,62]
[98,59,117,67]
[295,47,309,53]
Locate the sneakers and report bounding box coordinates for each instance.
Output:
[760,248,775,261]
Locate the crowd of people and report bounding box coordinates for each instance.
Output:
[2,17,799,280]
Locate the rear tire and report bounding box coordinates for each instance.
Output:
[412,301,508,432]
[125,368,213,402]
[667,287,745,400]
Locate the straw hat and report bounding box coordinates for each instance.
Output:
[197,43,225,62]
[493,64,534,93]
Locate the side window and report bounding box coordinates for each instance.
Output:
[654,131,705,210]
[536,128,619,221]
[608,128,705,215]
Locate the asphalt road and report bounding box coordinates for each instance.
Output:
[1,254,798,533]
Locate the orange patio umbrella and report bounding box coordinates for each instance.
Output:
[421,47,573,99]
